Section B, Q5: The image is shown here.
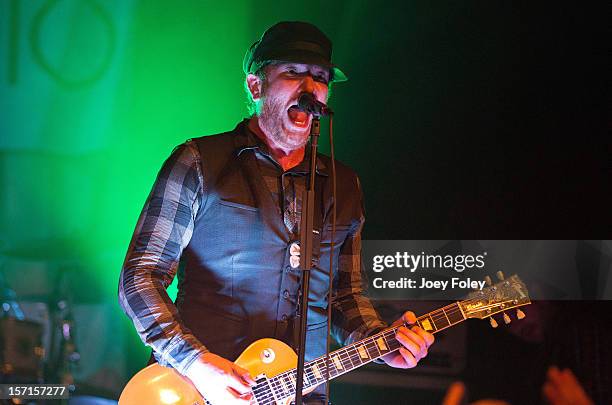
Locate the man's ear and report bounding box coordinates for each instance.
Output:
[246,73,262,101]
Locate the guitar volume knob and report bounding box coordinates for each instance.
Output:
[261,348,276,364]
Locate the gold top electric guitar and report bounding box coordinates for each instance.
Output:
[119,274,530,405]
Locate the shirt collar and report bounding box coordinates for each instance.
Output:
[233,119,329,177]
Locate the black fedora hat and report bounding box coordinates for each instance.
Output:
[243,21,347,82]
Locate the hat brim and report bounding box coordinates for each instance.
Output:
[246,49,347,83]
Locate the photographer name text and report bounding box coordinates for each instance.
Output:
[372,277,486,290]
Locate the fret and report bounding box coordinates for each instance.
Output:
[418,315,436,332]
[337,353,352,375]
[337,347,352,371]
[350,345,365,368]
[431,310,449,329]
[303,368,311,386]
[332,354,343,371]
[376,336,388,352]
[279,374,289,394]
[284,373,293,391]
[346,345,364,368]
[311,362,322,380]
[384,329,401,352]
[329,356,340,378]
[382,332,394,354]
[316,358,328,381]
[314,349,357,380]
[357,344,369,360]
[275,377,287,400]
[344,346,361,370]
[441,307,451,325]
[285,374,293,390]
[288,372,296,389]
[342,346,355,371]
[318,358,332,380]
[446,304,465,325]
[370,336,382,356]
[317,353,330,381]
[365,337,381,359]
[425,305,465,332]
[457,301,467,319]
[267,376,284,402]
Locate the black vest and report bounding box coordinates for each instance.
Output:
[176,121,364,365]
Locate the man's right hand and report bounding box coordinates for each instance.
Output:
[184,352,256,404]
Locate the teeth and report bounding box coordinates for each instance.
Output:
[288,106,308,126]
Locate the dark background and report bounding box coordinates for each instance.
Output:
[305,3,610,403]
[302,2,609,240]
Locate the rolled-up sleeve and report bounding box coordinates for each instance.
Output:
[118,140,207,375]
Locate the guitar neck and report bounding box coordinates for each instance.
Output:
[270,302,467,399]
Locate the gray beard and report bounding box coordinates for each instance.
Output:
[258,94,308,151]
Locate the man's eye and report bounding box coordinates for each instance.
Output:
[315,76,328,84]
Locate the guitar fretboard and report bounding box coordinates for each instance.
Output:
[264,301,466,402]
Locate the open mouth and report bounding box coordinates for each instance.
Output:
[287,106,309,127]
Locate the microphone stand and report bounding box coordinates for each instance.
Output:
[294,115,320,405]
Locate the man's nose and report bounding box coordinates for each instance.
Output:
[300,74,316,93]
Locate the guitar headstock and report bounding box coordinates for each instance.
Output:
[460,273,531,326]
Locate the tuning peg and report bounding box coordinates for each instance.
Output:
[516,309,525,320]
[496,271,505,281]
[503,312,511,324]
[489,317,498,328]
[484,276,492,286]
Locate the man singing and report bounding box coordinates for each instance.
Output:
[119,21,434,404]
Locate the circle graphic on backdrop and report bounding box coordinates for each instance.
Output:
[30,0,116,88]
